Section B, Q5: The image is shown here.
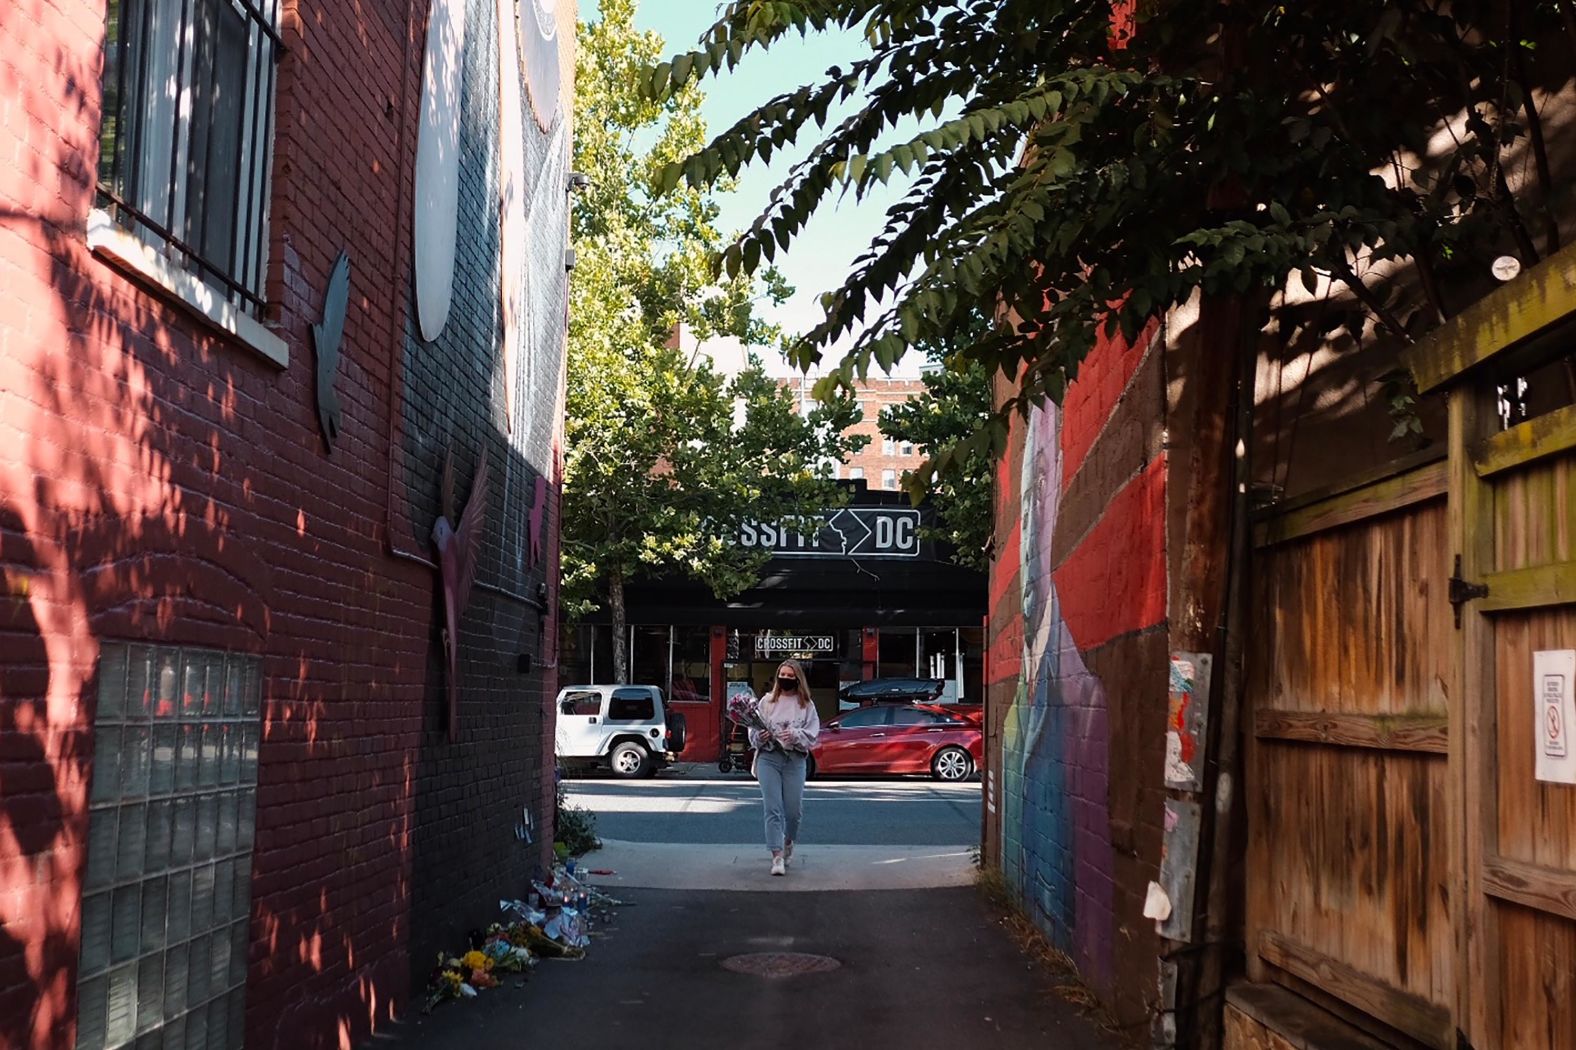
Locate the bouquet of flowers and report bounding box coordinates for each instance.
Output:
[727,693,778,750]
[726,693,769,731]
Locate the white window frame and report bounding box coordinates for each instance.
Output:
[90,0,285,365]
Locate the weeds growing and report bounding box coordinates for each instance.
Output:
[975,864,1120,1034]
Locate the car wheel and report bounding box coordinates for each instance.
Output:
[610,741,652,779]
[931,746,972,782]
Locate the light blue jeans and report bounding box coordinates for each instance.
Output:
[755,749,807,853]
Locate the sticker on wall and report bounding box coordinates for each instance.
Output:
[515,805,536,844]
[1155,798,1200,942]
[520,0,562,130]
[1535,649,1576,784]
[1165,652,1212,790]
[413,0,468,341]
[310,251,350,450]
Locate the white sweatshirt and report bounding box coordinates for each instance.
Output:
[749,694,822,754]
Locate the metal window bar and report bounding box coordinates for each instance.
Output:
[97,0,280,316]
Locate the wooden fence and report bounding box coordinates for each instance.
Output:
[1242,243,1576,1049]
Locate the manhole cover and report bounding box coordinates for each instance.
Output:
[720,952,841,978]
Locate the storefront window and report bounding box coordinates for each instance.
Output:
[630,625,670,690]
[839,628,865,690]
[878,628,918,678]
[591,625,612,683]
[672,627,711,703]
[560,624,594,685]
[960,626,984,704]
[921,629,959,701]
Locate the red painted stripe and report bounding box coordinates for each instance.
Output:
[1051,456,1167,651]
[1060,317,1158,488]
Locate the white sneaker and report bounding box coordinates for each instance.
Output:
[770,856,786,877]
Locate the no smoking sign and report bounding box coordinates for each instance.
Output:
[1535,650,1576,784]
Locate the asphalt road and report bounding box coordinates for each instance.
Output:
[562,768,983,847]
[380,887,1118,1050]
[373,769,1116,1050]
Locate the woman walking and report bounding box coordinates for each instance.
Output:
[749,659,820,876]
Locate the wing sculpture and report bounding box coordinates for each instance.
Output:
[432,447,490,736]
[527,475,547,568]
[311,252,350,449]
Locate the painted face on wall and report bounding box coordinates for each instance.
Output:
[1020,402,1058,693]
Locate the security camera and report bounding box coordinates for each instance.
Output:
[564,248,577,272]
[567,172,591,193]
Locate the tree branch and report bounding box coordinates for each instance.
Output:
[1329,249,1413,343]
[1510,11,1561,253]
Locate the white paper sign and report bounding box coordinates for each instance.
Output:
[1534,649,1576,784]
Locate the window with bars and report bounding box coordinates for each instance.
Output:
[76,643,263,1050]
[97,0,281,315]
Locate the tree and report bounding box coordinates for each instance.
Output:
[650,2,1572,472]
[566,0,864,682]
[877,316,993,570]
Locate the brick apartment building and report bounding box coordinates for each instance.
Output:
[672,326,930,489]
[0,0,573,1047]
[791,373,928,489]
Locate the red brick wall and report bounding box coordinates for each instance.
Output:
[0,0,573,1047]
[984,314,1170,1028]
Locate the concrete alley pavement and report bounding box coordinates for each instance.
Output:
[380,886,1118,1050]
[379,771,1119,1050]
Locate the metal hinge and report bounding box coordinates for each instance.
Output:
[1449,554,1489,628]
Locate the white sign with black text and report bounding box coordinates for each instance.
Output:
[738,507,922,559]
[1535,649,1576,784]
[755,634,835,655]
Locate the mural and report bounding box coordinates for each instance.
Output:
[999,398,1118,993]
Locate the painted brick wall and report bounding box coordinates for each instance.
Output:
[987,320,1169,1030]
[0,0,573,1046]
[397,0,569,984]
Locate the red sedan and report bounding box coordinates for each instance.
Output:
[809,704,982,781]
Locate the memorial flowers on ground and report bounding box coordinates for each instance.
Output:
[420,863,622,1013]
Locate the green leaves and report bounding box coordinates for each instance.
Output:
[566,1,862,619]
[639,0,1562,492]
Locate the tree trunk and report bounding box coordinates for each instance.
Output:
[609,569,628,683]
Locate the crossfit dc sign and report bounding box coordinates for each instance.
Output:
[738,508,922,559]
[1535,649,1576,784]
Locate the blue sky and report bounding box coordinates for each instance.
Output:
[579,1,921,376]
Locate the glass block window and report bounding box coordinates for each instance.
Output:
[76,643,262,1050]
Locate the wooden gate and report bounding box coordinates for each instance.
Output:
[1244,244,1576,1049]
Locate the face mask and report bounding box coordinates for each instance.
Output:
[777,677,798,692]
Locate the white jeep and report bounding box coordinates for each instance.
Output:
[554,684,686,778]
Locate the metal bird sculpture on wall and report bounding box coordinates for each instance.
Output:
[527,475,547,568]
[432,446,490,737]
[311,251,350,450]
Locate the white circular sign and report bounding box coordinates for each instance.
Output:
[1492,255,1522,282]
[521,0,562,130]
